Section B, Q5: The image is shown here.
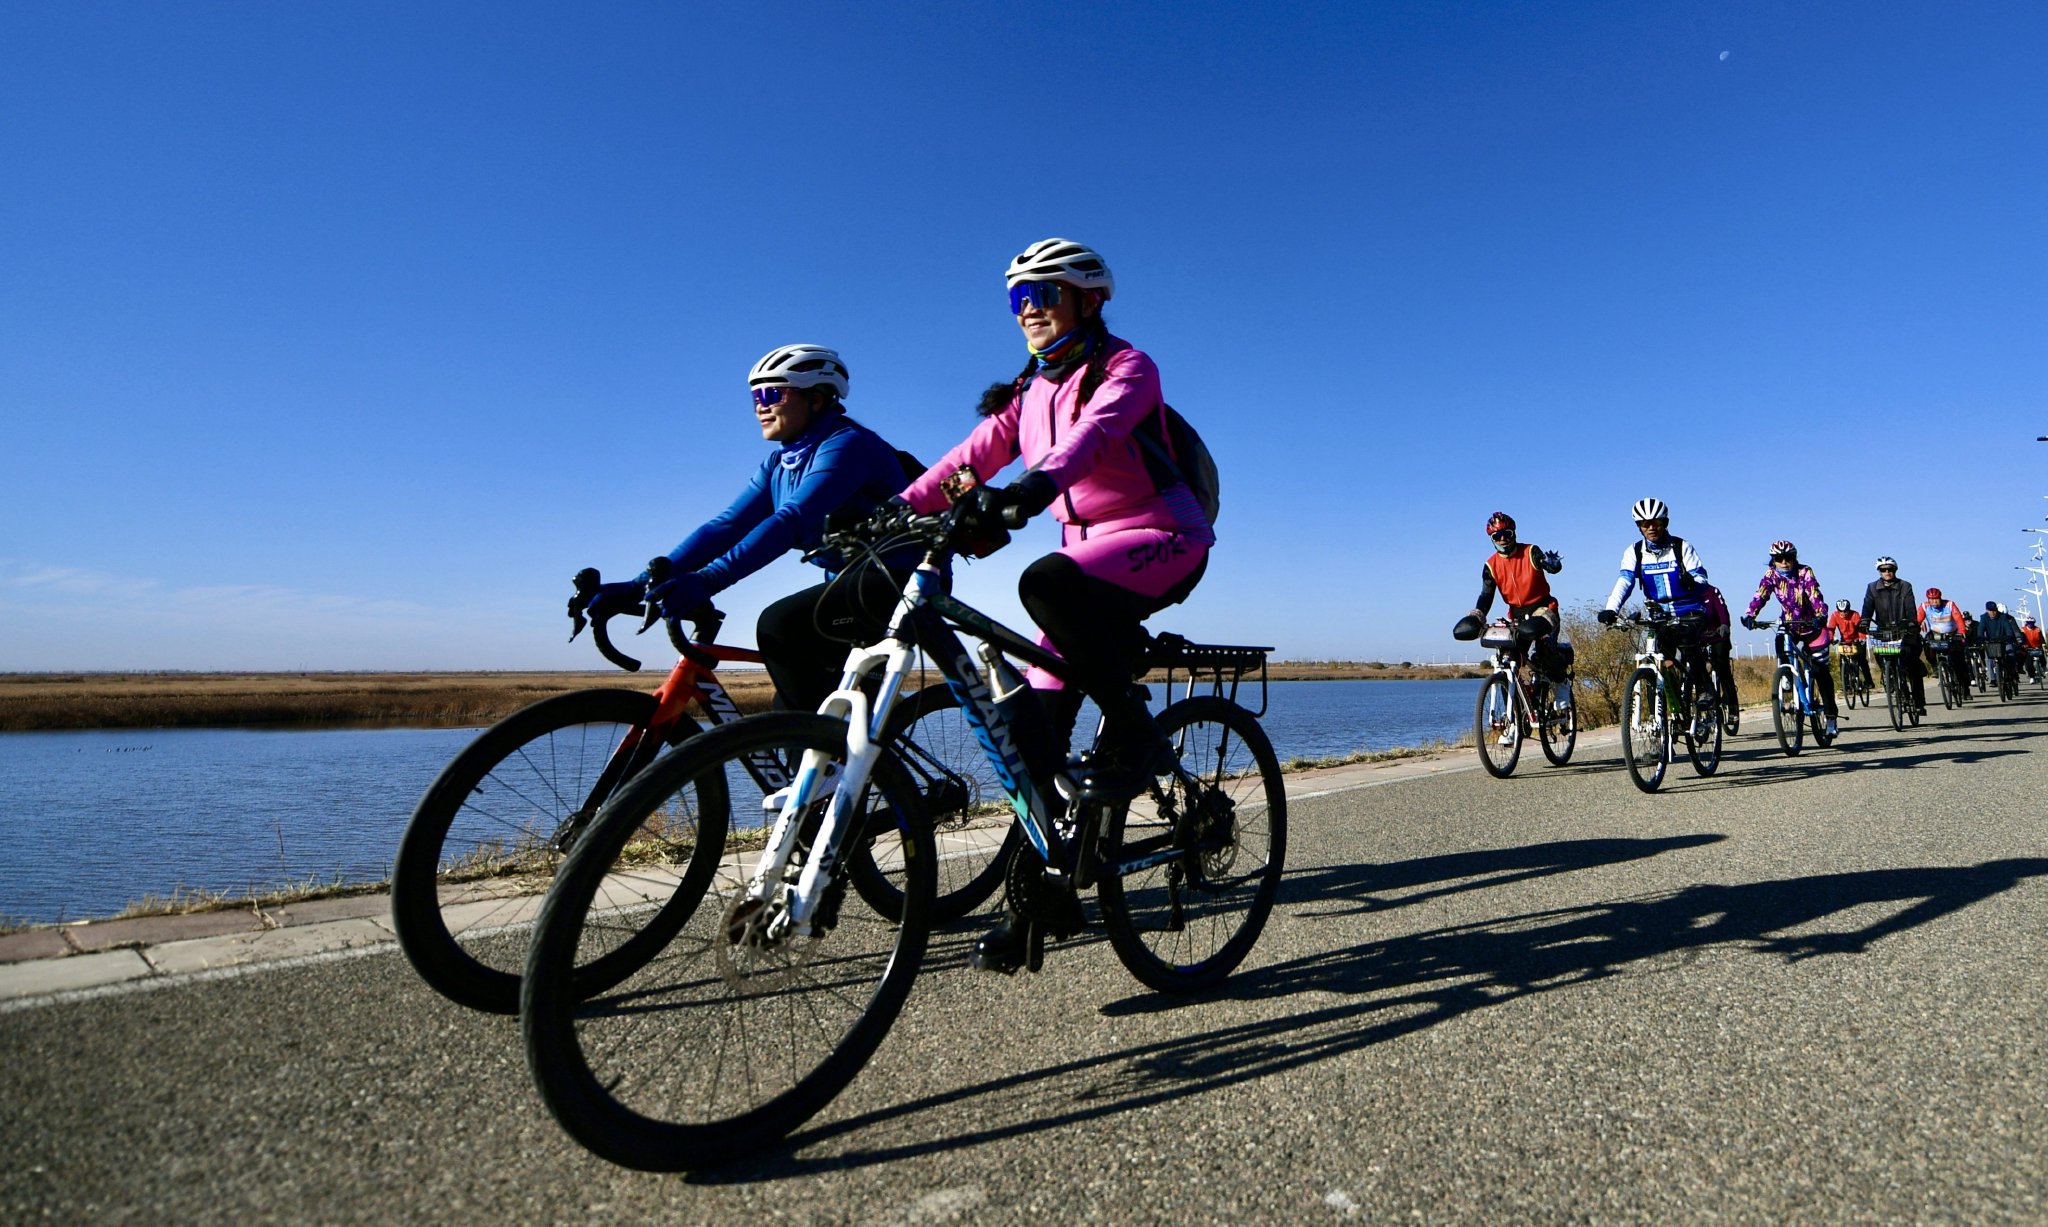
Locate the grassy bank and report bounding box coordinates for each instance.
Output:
[0,670,780,732]
[0,662,1488,732]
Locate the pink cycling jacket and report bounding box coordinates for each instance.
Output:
[902,336,1214,542]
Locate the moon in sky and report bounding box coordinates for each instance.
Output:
[1719,50,1730,61]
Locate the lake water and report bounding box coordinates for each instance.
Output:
[0,678,1479,924]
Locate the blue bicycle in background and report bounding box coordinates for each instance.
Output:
[1756,619,1837,756]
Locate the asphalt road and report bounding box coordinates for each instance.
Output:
[5,689,2046,1223]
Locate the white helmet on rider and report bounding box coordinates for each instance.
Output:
[749,344,849,399]
[1005,238,1115,300]
[1631,497,1669,523]
[1875,555,1898,570]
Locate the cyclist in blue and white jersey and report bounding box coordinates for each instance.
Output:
[1598,497,1710,617]
[1597,498,1716,666]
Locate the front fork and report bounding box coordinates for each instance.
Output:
[736,638,914,942]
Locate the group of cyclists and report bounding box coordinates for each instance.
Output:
[568,231,2036,974]
[578,237,1213,975]
[1464,499,2045,739]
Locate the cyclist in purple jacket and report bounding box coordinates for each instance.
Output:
[1739,540,1839,738]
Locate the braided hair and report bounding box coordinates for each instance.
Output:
[974,315,1113,416]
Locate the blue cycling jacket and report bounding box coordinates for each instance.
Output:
[1605,536,1711,616]
[663,413,908,593]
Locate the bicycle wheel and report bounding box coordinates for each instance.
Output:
[1539,677,1577,766]
[1473,672,1521,778]
[1809,704,1836,748]
[1684,676,1722,776]
[391,689,720,1015]
[850,684,1019,924]
[1881,660,1905,732]
[1097,696,1286,995]
[1620,667,1667,794]
[1935,658,1955,709]
[1772,667,1804,756]
[521,712,934,1172]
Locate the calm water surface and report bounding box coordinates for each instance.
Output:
[0,678,1478,924]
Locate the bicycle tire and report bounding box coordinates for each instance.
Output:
[391,689,720,1015]
[1810,704,1835,748]
[1473,673,1521,778]
[1097,696,1286,994]
[1935,657,1955,709]
[1684,675,1722,776]
[1539,678,1577,767]
[521,712,934,1172]
[848,685,1019,924]
[1881,661,1905,732]
[1620,667,1667,794]
[1772,668,1803,756]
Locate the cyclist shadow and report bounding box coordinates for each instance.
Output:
[709,857,2045,1182]
[1277,833,1725,919]
[1667,745,2029,792]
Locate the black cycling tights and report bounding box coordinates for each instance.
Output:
[1017,551,1206,750]
[756,566,914,714]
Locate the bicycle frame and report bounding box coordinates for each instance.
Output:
[736,532,1216,940]
[1773,628,1819,717]
[555,620,786,852]
[1631,609,1710,708]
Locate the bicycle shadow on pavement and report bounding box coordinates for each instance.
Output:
[702,857,2047,1182]
[1665,744,2030,793]
[1277,833,1726,919]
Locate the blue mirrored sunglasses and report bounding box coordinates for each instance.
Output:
[1008,281,1064,315]
[751,386,786,408]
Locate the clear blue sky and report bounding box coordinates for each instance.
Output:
[4,2,2043,671]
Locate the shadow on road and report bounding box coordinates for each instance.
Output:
[1665,743,2031,792]
[700,853,2048,1182]
[1278,833,1726,918]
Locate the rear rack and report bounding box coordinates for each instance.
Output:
[1146,632,1273,716]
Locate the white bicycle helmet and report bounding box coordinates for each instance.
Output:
[1631,497,1669,522]
[748,345,849,398]
[1875,555,1897,569]
[1005,238,1115,300]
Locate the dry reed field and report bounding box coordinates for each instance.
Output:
[0,670,780,732]
[0,661,1489,733]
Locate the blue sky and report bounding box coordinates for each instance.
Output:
[4,2,2043,671]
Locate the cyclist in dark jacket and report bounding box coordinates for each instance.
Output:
[1979,602,2023,686]
[1860,556,1927,713]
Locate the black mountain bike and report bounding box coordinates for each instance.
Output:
[1928,633,1969,708]
[1868,627,1922,733]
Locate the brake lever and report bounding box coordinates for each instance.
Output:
[568,566,643,671]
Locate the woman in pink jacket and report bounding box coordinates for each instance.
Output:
[899,237,1214,971]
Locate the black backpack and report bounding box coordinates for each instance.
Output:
[1132,404,1221,527]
